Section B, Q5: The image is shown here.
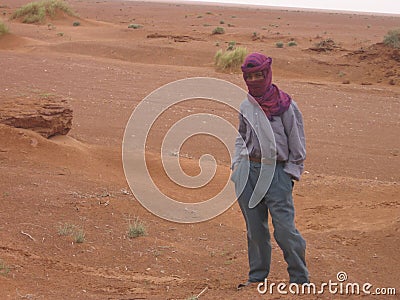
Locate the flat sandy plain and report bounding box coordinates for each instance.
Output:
[0,0,399,299]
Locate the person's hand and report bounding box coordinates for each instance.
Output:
[231,163,238,172]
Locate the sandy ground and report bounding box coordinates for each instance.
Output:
[0,0,399,299]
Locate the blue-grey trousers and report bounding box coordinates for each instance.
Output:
[234,161,309,283]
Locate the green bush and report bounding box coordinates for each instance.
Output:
[128,23,142,29]
[383,28,400,48]
[11,0,77,24]
[214,46,247,72]
[72,21,80,26]
[0,21,9,36]
[212,26,225,35]
[287,41,297,47]
[276,41,284,48]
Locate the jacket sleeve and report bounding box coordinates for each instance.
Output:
[281,102,306,181]
[232,113,247,170]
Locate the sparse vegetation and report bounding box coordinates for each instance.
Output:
[0,21,9,35]
[0,260,10,276]
[57,223,75,236]
[72,21,80,26]
[212,26,225,35]
[383,28,400,48]
[226,41,236,51]
[287,41,297,47]
[219,20,224,24]
[73,229,85,243]
[128,218,146,238]
[11,0,77,24]
[276,41,284,48]
[310,38,340,52]
[128,23,142,29]
[57,223,85,243]
[214,46,247,72]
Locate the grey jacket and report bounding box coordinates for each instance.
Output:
[233,98,306,181]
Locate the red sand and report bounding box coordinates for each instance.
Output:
[0,0,399,299]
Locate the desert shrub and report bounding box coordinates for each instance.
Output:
[57,223,75,236]
[11,0,77,24]
[0,260,10,276]
[276,41,284,48]
[128,23,142,29]
[72,21,80,26]
[383,28,400,48]
[0,21,9,35]
[215,46,247,72]
[73,229,85,243]
[226,40,236,51]
[212,26,225,34]
[57,223,85,243]
[315,38,336,48]
[287,41,297,47]
[128,218,146,238]
[219,20,224,24]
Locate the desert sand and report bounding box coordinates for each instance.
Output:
[0,0,399,299]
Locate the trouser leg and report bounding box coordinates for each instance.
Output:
[236,162,271,282]
[266,164,309,283]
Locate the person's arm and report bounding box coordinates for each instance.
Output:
[232,113,247,170]
[281,102,306,181]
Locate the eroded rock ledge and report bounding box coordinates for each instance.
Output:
[0,96,73,138]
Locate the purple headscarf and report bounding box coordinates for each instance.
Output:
[241,52,291,119]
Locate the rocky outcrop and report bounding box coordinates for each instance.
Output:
[0,96,73,138]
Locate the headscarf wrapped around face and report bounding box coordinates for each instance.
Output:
[241,53,291,119]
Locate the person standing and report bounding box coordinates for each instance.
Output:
[232,52,309,288]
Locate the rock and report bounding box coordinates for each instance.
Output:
[0,96,73,138]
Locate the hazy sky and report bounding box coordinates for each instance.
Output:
[183,0,400,14]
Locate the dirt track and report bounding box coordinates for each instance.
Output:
[0,0,399,299]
